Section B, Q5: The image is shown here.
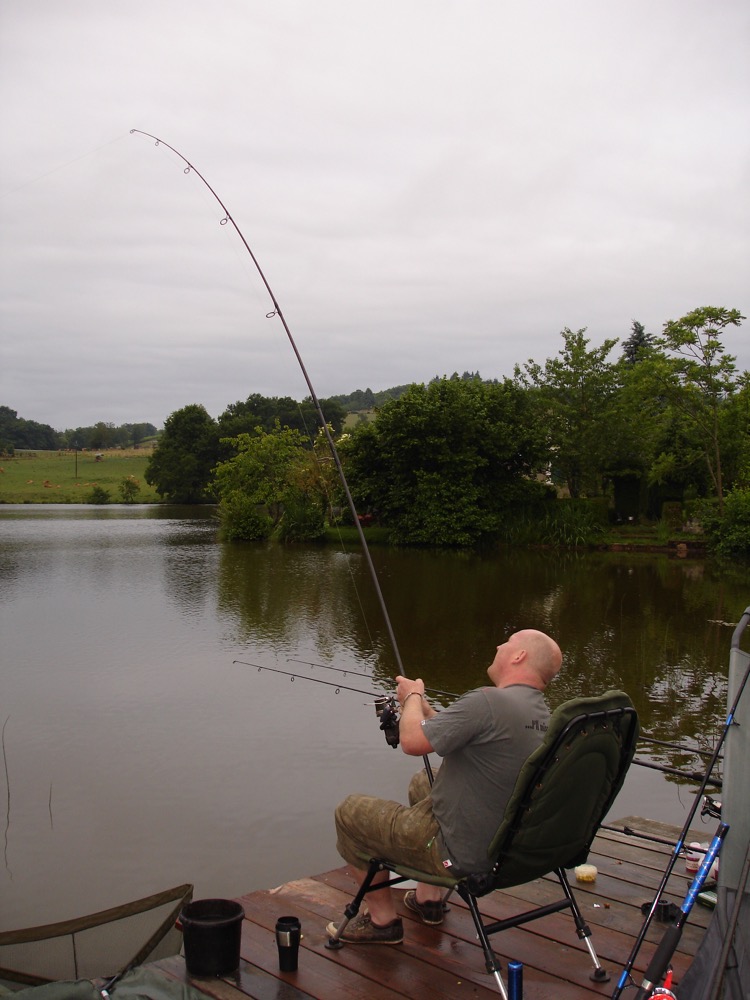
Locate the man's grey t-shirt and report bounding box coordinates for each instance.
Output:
[422,684,549,873]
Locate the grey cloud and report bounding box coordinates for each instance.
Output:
[1,0,747,430]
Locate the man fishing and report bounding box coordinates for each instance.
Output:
[326,628,563,944]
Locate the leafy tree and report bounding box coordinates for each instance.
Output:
[90,422,116,450]
[0,406,61,450]
[515,328,620,498]
[213,423,326,541]
[121,422,158,447]
[144,404,219,503]
[334,387,376,410]
[217,394,345,447]
[721,372,750,489]
[59,421,157,450]
[655,306,745,511]
[695,487,750,559]
[119,475,141,503]
[340,376,549,546]
[331,384,413,409]
[621,320,655,365]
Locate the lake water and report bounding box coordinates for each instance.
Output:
[1,504,748,930]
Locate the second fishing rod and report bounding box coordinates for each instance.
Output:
[234,659,457,751]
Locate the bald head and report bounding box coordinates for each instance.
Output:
[487,629,562,689]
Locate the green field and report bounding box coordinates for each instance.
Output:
[0,449,162,504]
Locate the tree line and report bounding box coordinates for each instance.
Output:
[142,306,749,556]
[329,375,486,412]
[0,408,157,453]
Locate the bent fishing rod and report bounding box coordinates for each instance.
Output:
[131,130,433,778]
[612,605,750,999]
[130,130,401,667]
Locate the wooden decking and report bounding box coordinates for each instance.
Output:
[152,817,711,999]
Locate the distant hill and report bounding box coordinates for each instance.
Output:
[330,384,413,411]
[331,372,492,411]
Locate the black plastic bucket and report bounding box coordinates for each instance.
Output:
[178,898,245,977]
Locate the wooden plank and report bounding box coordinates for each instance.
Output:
[316,864,699,965]
[566,860,711,927]
[236,878,504,1000]
[252,873,598,998]
[310,868,632,995]
[316,861,698,987]
[238,917,406,1000]
[156,953,312,1000]
[145,817,711,1000]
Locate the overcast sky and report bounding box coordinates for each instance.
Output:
[1,1,748,431]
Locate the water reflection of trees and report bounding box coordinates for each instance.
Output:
[213,541,749,779]
[215,544,392,678]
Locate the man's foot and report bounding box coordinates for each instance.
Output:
[404,889,445,926]
[325,911,403,944]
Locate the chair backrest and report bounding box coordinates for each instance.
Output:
[484,690,639,891]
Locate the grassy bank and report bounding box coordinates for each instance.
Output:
[0,449,161,504]
[0,453,708,556]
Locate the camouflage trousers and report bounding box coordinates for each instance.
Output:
[334,770,450,878]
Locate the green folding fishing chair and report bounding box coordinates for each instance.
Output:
[326,690,640,997]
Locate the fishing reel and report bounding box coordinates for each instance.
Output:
[374,696,400,748]
[701,795,722,819]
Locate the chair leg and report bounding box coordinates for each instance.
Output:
[440,886,455,911]
[556,868,610,983]
[459,889,509,1000]
[325,859,382,949]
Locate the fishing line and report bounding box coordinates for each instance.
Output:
[130,129,404,675]
[0,134,127,201]
[290,410,379,653]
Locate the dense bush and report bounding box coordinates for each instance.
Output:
[86,485,111,504]
[213,426,329,542]
[341,377,549,547]
[119,476,140,503]
[697,489,750,558]
[217,491,272,541]
[275,488,326,542]
[539,499,606,546]
[661,501,683,531]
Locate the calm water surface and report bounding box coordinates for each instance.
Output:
[1,505,748,929]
